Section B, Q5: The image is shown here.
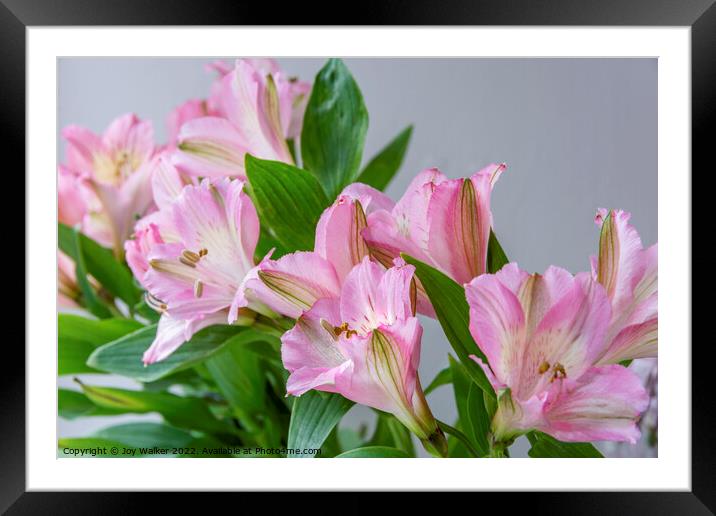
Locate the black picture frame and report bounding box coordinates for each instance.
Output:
[4,0,709,512]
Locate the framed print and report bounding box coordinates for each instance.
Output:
[4,0,710,511]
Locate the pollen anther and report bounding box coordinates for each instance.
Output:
[550,363,567,382]
[182,249,201,263]
[334,322,358,338]
[179,256,197,268]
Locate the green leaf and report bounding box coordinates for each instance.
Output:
[403,254,494,398]
[356,125,413,191]
[58,314,143,375]
[446,421,473,458]
[287,391,354,458]
[87,324,268,382]
[337,428,365,452]
[58,223,141,306]
[437,419,480,458]
[367,413,416,456]
[255,225,291,262]
[58,389,125,419]
[76,380,233,436]
[424,366,452,396]
[204,334,267,427]
[527,431,604,458]
[336,446,411,458]
[449,356,488,456]
[301,58,369,198]
[449,356,471,421]
[94,422,196,449]
[245,155,329,251]
[466,382,490,456]
[487,229,510,273]
[69,225,112,318]
[141,369,203,392]
[383,416,415,456]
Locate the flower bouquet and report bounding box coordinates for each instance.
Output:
[58,58,657,458]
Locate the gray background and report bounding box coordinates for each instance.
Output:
[58,58,657,456]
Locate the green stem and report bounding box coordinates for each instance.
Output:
[487,438,511,458]
[436,420,480,458]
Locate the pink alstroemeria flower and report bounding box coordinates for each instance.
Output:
[62,113,157,256]
[592,209,658,365]
[282,257,447,456]
[58,165,88,227]
[134,177,261,364]
[57,165,89,309]
[124,155,195,286]
[166,99,216,148]
[173,59,310,179]
[58,253,80,308]
[205,58,311,141]
[363,164,504,286]
[465,263,649,445]
[244,184,395,319]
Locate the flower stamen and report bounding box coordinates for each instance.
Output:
[145,292,168,313]
[550,363,567,382]
[333,322,358,338]
[179,256,197,268]
[182,249,201,263]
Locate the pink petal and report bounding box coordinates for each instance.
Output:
[102,113,155,167]
[629,243,658,325]
[58,251,80,308]
[205,59,233,76]
[363,209,430,267]
[539,365,650,443]
[469,354,507,392]
[339,257,414,334]
[62,125,103,173]
[426,164,503,284]
[465,269,526,390]
[134,207,179,244]
[220,60,292,163]
[255,72,293,161]
[125,223,164,287]
[150,154,195,210]
[284,77,311,140]
[246,251,341,319]
[599,317,658,365]
[520,272,611,399]
[341,182,395,214]
[336,318,435,437]
[314,195,370,283]
[595,209,646,314]
[392,168,446,255]
[166,98,209,146]
[58,166,87,226]
[141,179,259,321]
[144,243,235,319]
[362,168,445,270]
[174,116,248,178]
[172,178,257,283]
[282,299,349,396]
